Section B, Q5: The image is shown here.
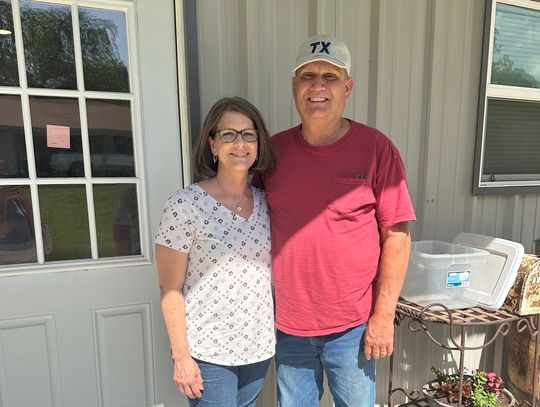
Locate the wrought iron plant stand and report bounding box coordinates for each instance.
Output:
[388,299,540,407]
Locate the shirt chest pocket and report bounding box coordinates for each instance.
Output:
[326,177,375,215]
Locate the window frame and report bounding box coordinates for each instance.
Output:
[0,0,150,273]
[473,0,540,194]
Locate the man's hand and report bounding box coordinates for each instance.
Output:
[363,222,410,360]
[173,355,204,399]
[363,312,395,360]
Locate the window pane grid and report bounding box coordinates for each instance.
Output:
[71,2,86,92]
[30,182,45,263]
[20,93,38,180]
[486,84,540,101]
[0,0,143,269]
[78,95,92,179]
[85,181,98,259]
[11,0,28,89]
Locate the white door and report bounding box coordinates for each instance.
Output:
[0,0,186,406]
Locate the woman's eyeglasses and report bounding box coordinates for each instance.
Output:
[215,128,258,143]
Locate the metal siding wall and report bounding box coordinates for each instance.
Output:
[376,0,429,241]
[193,0,540,405]
[422,0,486,244]
[319,0,373,124]
[471,193,540,252]
[197,0,310,134]
[196,0,242,117]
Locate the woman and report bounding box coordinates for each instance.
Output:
[155,97,276,407]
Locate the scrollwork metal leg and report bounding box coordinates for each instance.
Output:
[532,314,539,407]
[388,351,394,407]
[458,325,466,407]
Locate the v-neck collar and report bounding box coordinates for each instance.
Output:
[193,183,257,221]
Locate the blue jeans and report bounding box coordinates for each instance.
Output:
[276,324,376,407]
[187,358,271,407]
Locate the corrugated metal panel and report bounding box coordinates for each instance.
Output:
[192,0,540,405]
[422,0,485,243]
[374,3,431,402]
[375,0,429,242]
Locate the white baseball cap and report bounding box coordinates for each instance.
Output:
[293,34,351,76]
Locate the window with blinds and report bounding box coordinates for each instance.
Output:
[474,0,540,193]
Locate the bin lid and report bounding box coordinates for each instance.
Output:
[453,233,524,311]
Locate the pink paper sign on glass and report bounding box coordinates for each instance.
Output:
[46,125,71,149]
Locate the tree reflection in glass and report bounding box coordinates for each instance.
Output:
[491,3,540,89]
[80,7,130,92]
[0,0,19,86]
[20,1,77,89]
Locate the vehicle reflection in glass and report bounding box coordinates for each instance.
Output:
[29,96,83,178]
[88,99,134,177]
[48,134,134,177]
[29,97,135,178]
[0,95,28,178]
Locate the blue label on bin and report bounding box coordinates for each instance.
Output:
[446,270,471,288]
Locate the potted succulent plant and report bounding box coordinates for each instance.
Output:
[422,367,517,407]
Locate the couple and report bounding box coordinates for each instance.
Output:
[154,35,416,407]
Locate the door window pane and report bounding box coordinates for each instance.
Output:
[94,184,139,257]
[29,96,83,177]
[80,7,129,92]
[0,185,37,265]
[0,0,19,86]
[87,99,134,177]
[0,1,143,268]
[491,3,540,89]
[20,1,76,89]
[483,99,540,175]
[0,95,29,177]
[39,185,90,261]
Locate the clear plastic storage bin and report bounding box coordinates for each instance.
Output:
[400,240,489,309]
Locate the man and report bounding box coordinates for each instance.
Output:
[252,34,416,406]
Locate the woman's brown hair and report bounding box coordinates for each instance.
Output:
[193,96,276,178]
